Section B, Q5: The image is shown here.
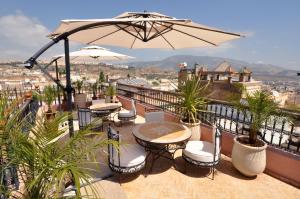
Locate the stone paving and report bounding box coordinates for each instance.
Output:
[70,111,300,199]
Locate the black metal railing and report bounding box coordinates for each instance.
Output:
[0,97,40,196]
[117,83,182,114]
[117,83,300,155]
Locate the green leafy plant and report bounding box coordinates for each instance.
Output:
[73,80,84,94]
[98,71,105,83]
[105,85,116,97]
[0,93,26,197]
[235,90,282,145]
[92,81,99,99]
[5,112,116,198]
[178,75,208,123]
[39,85,57,113]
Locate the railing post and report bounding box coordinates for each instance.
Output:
[64,38,74,137]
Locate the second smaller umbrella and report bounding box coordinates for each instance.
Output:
[54,45,134,64]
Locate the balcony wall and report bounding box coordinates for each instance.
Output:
[118,95,300,188]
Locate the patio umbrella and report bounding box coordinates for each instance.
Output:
[50,45,133,108]
[48,12,242,49]
[24,11,243,135]
[53,45,134,64]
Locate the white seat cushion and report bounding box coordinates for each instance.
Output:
[92,99,105,105]
[118,111,135,118]
[183,141,219,163]
[111,144,146,167]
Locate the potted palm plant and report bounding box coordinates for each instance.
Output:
[92,81,99,100]
[178,75,208,140]
[39,85,57,120]
[24,90,33,99]
[3,111,115,198]
[98,71,106,98]
[232,90,281,176]
[73,79,87,108]
[105,85,116,103]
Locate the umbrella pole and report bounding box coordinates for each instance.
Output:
[64,38,74,137]
[55,60,62,111]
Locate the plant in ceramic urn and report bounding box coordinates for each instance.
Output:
[105,85,116,103]
[73,79,87,108]
[92,81,99,100]
[178,75,208,140]
[232,90,283,176]
[38,85,57,120]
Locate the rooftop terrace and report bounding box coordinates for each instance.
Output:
[1,85,300,198]
[72,114,300,199]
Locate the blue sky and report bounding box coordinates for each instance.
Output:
[0,0,299,69]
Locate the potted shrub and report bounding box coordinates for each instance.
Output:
[73,79,87,108]
[178,75,208,140]
[24,90,33,99]
[3,112,113,198]
[92,81,99,100]
[98,71,106,99]
[232,90,281,176]
[59,89,68,111]
[39,85,57,120]
[105,85,116,103]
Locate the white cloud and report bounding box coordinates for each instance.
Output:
[0,12,50,60]
[256,60,264,64]
[0,12,79,62]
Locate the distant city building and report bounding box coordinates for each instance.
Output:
[178,61,262,101]
[117,78,151,88]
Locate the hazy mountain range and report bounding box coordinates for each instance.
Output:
[126,55,298,77]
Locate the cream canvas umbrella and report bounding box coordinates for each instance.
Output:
[53,45,134,64]
[24,11,243,135]
[48,12,242,49]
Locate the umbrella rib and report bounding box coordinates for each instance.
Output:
[87,22,142,44]
[87,27,125,44]
[172,27,217,46]
[157,21,217,46]
[146,21,155,39]
[147,22,173,41]
[131,22,144,40]
[114,24,144,42]
[167,21,242,37]
[151,24,175,49]
[130,32,139,49]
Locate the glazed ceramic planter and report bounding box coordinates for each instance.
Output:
[232,135,267,177]
[105,96,116,103]
[180,120,201,141]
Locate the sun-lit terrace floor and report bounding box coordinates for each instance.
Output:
[70,110,300,199]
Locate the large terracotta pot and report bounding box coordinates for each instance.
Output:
[232,135,267,177]
[24,91,33,99]
[74,93,87,108]
[180,120,201,141]
[45,111,56,120]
